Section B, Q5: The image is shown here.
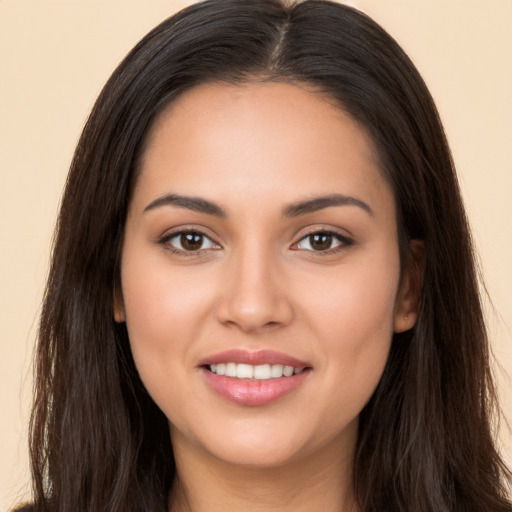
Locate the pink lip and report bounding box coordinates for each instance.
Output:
[199,349,312,406]
[199,349,310,368]
[202,368,311,406]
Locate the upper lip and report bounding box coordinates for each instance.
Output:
[199,349,311,368]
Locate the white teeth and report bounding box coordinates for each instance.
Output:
[283,366,294,377]
[254,364,271,380]
[236,363,254,379]
[270,364,284,378]
[208,362,305,379]
[225,362,237,377]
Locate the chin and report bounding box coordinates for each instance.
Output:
[208,438,309,469]
[176,414,356,470]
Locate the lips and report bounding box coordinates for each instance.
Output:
[199,349,309,367]
[199,349,312,406]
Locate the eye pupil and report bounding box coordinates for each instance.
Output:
[310,233,332,251]
[181,232,203,251]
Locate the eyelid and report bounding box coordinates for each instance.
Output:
[290,226,354,253]
[155,224,353,256]
[157,226,222,254]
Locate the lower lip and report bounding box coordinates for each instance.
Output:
[202,368,311,406]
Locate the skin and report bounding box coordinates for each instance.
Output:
[115,82,421,512]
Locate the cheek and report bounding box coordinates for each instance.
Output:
[302,250,399,337]
[120,258,216,380]
[299,250,399,405]
[121,268,217,428]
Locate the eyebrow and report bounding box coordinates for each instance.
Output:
[144,193,227,217]
[283,193,374,217]
[143,192,373,218]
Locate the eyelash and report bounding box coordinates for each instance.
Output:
[158,229,220,257]
[157,228,353,256]
[291,228,353,255]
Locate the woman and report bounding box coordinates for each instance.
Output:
[18,0,511,511]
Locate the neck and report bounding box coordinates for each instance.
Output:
[168,429,359,512]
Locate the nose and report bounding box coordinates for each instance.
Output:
[216,245,294,333]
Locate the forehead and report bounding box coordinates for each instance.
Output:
[134,81,393,218]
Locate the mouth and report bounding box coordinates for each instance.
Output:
[199,349,312,406]
[207,362,306,380]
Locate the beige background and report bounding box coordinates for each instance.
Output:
[1,1,511,509]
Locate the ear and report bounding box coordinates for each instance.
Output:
[394,240,424,333]
[113,283,126,323]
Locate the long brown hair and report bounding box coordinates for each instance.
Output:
[26,1,511,511]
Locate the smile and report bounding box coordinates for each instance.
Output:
[200,349,312,406]
[208,363,305,380]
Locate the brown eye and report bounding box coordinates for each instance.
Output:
[180,232,204,251]
[309,233,333,251]
[294,231,351,252]
[163,230,219,253]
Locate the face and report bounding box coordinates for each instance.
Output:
[116,82,419,469]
